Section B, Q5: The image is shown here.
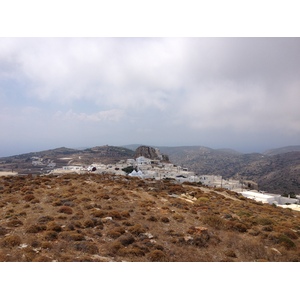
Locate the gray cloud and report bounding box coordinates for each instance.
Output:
[0,37,300,156]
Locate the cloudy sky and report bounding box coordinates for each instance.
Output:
[0,37,300,156]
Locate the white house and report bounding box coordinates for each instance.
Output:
[136,156,152,165]
[129,170,144,178]
[241,191,299,205]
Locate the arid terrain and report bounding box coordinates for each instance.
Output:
[1,173,300,262]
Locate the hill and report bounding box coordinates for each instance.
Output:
[263,145,300,156]
[160,146,300,194]
[0,173,300,262]
[0,146,135,175]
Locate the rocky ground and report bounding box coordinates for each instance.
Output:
[1,173,300,262]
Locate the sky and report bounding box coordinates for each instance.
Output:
[1,37,300,157]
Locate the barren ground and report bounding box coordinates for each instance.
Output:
[1,173,300,262]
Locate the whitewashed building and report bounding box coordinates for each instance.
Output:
[241,190,299,205]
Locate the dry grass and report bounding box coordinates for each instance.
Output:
[0,173,300,261]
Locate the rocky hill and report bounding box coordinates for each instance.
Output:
[134,145,169,162]
[159,146,300,195]
[1,173,300,262]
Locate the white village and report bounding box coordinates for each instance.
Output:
[2,146,298,211]
[46,147,300,211]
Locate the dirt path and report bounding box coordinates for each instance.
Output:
[183,184,242,202]
[0,171,18,176]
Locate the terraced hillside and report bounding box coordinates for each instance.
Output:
[1,173,300,262]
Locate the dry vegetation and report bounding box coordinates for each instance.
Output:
[1,173,300,262]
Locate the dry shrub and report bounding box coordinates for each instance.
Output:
[6,218,23,227]
[120,211,131,219]
[1,235,22,247]
[58,206,73,214]
[278,235,296,250]
[255,217,273,226]
[239,238,268,261]
[262,225,273,232]
[224,249,237,258]
[80,197,91,202]
[59,232,85,241]
[91,210,106,218]
[170,198,190,209]
[31,198,40,204]
[160,217,170,223]
[185,227,211,247]
[91,218,104,229]
[43,230,58,241]
[74,241,99,254]
[0,226,9,237]
[23,194,35,202]
[107,241,124,255]
[139,200,156,208]
[109,211,123,220]
[280,229,298,240]
[101,194,110,200]
[248,228,260,236]
[26,224,46,233]
[52,200,63,206]
[147,250,167,262]
[202,215,225,230]
[128,224,146,235]
[147,216,158,222]
[47,222,62,232]
[122,220,134,227]
[173,213,184,222]
[38,215,54,224]
[61,199,75,207]
[21,249,38,262]
[118,233,135,246]
[31,240,41,248]
[226,221,248,233]
[107,227,125,239]
[17,211,27,217]
[83,219,95,228]
[71,220,83,228]
[119,246,145,257]
[70,210,84,220]
[84,204,94,210]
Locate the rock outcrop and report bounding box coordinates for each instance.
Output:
[134,146,169,162]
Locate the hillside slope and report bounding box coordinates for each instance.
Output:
[0,173,300,262]
[160,146,300,194]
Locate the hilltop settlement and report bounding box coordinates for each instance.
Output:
[2,145,295,211]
